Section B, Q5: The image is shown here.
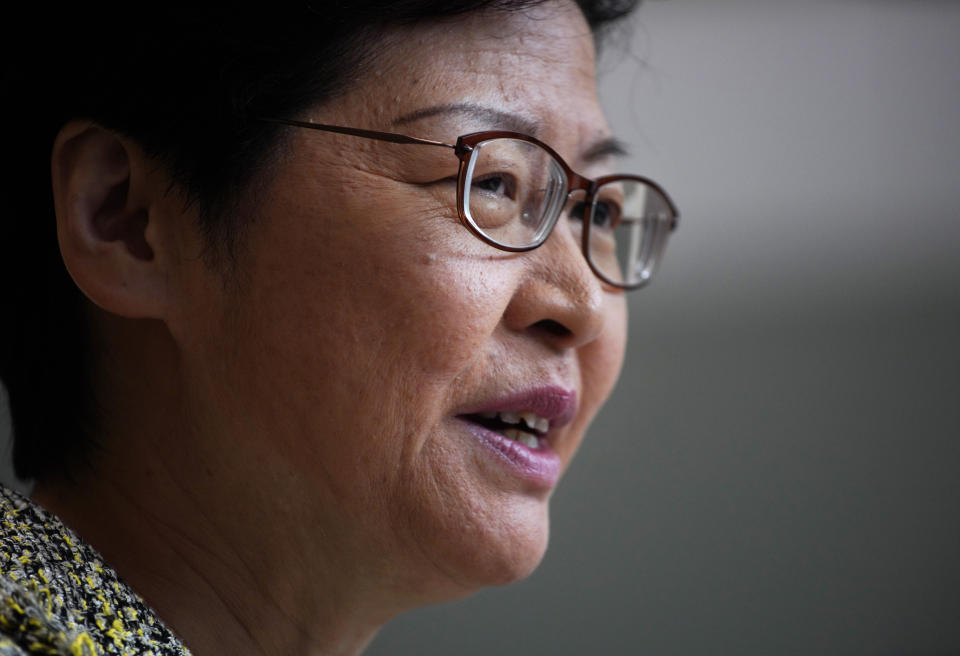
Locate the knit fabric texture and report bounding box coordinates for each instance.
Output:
[0,485,190,655]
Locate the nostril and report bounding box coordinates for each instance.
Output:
[532,319,571,339]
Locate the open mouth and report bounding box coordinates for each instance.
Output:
[461,410,550,449]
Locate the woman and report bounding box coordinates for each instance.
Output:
[0,1,676,654]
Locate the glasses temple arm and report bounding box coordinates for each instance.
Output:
[258,117,456,149]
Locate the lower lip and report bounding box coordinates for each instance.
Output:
[459,418,562,488]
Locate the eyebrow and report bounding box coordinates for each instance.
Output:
[394,102,541,136]
[581,136,629,163]
[393,102,628,164]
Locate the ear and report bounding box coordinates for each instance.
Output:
[52,120,171,319]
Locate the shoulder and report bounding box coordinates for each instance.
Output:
[0,485,191,655]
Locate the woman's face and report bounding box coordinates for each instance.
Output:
[170,0,627,603]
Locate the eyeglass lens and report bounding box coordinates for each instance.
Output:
[462,138,567,248]
[586,178,674,287]
[462,137,674,288]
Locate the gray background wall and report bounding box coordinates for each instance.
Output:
[3,1,959,654]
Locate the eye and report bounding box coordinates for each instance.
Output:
[591,200,620,229]
[566,200,620,228]
[471,173,517,200]
[567,200,588,221]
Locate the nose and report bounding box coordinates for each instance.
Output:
[501,214,610,351]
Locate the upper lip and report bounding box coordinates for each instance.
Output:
[457,385,579,433]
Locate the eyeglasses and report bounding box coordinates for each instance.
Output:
[261,118,679,290]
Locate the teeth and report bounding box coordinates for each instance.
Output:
[519,412,538,430]
[476,409,550,436]
[501,428,541,450]
[500,411,520,425]
[489,410,550,433]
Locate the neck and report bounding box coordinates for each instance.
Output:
[34,471,387,656]
[30,311,409,656]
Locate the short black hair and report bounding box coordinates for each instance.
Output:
[0,1,639,482]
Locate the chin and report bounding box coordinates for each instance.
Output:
[485,538,549,587]
[485,514,551,587]
[411,497,553,600]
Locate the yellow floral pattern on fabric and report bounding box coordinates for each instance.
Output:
[0,486,190,655]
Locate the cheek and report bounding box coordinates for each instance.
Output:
[561,295,628,460]
[333,199,505,384]
[256,134,515,394]
[235,173,511,452]
[597,296,628,389]
[594,297,628,401]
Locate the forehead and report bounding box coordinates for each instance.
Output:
[332,1,608,153]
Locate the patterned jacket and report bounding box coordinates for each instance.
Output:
[0,486,190,655]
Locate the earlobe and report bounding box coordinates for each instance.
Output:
[52,121,168,319]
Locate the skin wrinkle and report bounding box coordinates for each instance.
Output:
[400,455,477,593]
[166,540,265,654]
[391,101,628,167]
[72,456,270,653]
[151,444,274,628]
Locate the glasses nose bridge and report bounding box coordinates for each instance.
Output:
[566,171,595,200]
[553,171,595,254]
